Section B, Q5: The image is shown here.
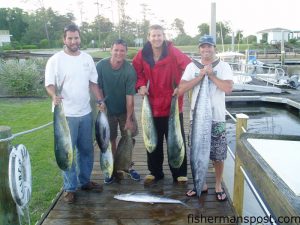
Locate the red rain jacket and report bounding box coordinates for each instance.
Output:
[133,41,191,117]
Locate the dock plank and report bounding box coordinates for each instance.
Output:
[41,96,237,225]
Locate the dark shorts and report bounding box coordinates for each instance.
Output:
[189,121,227,161]
[108,113,138,140]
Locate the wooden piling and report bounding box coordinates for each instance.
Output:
[233,114,249,217]
[0,126,19,225]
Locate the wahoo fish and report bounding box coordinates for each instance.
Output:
[53,81,73,171]
[114,130,133,172]
[114,193,186,205]
[190,59,215,197]
[100,142,114,179]
[167,95,184,168]
[95,110,110,153]
[141,95,157,153]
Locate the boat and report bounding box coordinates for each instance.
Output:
[217,51,294,91]
[217,51,253,84]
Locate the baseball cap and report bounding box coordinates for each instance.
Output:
[198,35,216,47]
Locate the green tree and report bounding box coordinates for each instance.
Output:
[216,21,231,44]
[197,23,209,36]
[90,15,114,48]
[0,8,28,42]
[246,35,257,44]
[172,18,185,35]
[173,33,193,46]
[235,30,244,44]
[22,7,74,47]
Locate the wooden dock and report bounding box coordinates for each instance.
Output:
[40,96,237,225]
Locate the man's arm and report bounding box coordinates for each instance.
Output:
[178,72,204,96]
[207,73,233,94]
[90,82,104,101]
[124,95,134,132]
[45,85,62,105]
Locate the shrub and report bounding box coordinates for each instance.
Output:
[22,45,38,49]
[0,58,47,97]
[39,39,49,49]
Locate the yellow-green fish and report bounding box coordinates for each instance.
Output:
[167,95,184,168]
[53,99,73,171]
[100,142,114,179]
[141,95,157,153]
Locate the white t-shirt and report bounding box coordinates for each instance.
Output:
[45,51,98,117]
[181,60,233,122]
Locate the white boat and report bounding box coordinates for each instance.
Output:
[217,51,291,87]
[217,51,253,84]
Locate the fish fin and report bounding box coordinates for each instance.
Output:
[181,199,190,207]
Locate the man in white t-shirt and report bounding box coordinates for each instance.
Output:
[178,35,233,201]
[45,24,103,203]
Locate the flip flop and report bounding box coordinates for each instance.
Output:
[186,189,197,197]
[186,188,208,197]
[215,190,227,201]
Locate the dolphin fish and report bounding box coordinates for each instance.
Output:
[167,95,184,168]
[53,79,73,171]
[95,110,110,153]
[141,86,157,153]
[95,108,113,178]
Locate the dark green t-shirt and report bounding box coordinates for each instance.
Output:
[96,58,137,116]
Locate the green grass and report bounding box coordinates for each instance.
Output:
[0,98,62,224]
[88,44,256,60]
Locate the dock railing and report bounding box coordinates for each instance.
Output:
[226,111,300,225]
[0,122,52,225]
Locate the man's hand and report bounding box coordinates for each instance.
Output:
[52,95,63,105]
[97,100,106,112]
[138,86,149,96]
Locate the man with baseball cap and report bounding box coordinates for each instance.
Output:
[178,35,233,201]
[198,35,216,46]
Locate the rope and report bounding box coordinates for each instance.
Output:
[0,122,53,143]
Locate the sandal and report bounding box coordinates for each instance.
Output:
[186,189,197,197]
[186,187,208,197]
[215,190,227,201]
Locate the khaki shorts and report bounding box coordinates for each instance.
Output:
[108,112,139,140]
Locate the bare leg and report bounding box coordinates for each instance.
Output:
[213,160,227,200]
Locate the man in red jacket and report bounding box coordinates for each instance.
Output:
[132,24,191,185]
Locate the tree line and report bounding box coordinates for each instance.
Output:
[0,7,258,50]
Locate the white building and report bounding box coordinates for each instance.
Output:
[256,28,291,44]
[0,30,12,47]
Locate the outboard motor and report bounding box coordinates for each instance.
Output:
[289,75,299,89]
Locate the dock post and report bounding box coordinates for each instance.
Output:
[233,114,249,217]
[0,126,19,224]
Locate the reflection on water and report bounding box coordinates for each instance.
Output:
[226,103,300,152]
[224,103,300,225]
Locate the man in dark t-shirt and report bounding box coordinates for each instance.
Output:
[96,39,140,184]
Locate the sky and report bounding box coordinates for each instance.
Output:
[1,0,300,37]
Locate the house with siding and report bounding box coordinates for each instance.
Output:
[0,30,12,47]
[256,28,291,44]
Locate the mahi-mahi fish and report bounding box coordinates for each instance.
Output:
[141,89,157,153]
[167,95,184,168]
[190,58,219,197]
[100,142,114,179]
[95,110,110,153]
[53,79,73,171]
[94,101,113,178]
[114,192,186,205]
